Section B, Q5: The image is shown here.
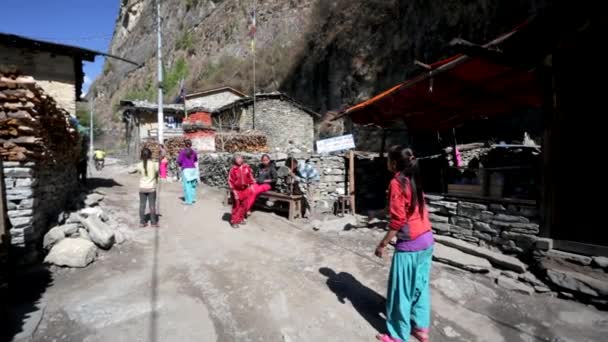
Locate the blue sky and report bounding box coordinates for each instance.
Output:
[0,0,120,94]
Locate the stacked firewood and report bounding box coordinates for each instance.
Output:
[142,136,187,159]
[0,73,80,163]
[215,132,268,153]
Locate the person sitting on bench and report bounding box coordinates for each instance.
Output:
[246,154,278,213]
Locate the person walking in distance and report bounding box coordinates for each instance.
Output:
[138,148,160,228]
[177,140,199,205]
[375,146,434,342]
[228,154,255,228]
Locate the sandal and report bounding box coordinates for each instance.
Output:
[375,334,399,342]
[139,223,148,228]
[412,328,429,342]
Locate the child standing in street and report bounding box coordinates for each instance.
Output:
[228,154,255,228]
[160,156,169,181]
[375,146,433,342]
[138,148,160,228]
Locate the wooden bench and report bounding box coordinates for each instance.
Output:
[224,189,303,221]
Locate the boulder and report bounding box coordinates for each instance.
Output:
[45,238,97,268]
[43,227,65,250]
[496,276,534,295]
[545,268,608,298]
[58,223,80,236]
[79,207,109,222]
[78,228,91,241]
[433,243,492,273]
[435,235,527,273]
[81,216,115,249]
[592,256,608,269]
[546,250,592,266]
[84,193,104,207]
[66,212,82,224]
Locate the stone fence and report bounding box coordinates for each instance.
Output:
[1,74,81,262]
[199,152,347,213]
[426,194,541,256]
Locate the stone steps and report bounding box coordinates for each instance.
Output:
[435,235,527,273]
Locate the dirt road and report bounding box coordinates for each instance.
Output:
[13,166,607,341]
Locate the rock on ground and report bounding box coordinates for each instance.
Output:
[44,238,97,268]
[592,256,608,269]
[57,223,80,236]
[43,227,65,250]
[313,215,359,232]
[79,207,109,222]
[435,235,527,273]
[84,193,105,207]
[81,216,115,249]
[433,243,492,273]
[496,276,534,295]
[78,228,91,241]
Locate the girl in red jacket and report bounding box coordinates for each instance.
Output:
[228,154,255,228]
[375,146,433,342]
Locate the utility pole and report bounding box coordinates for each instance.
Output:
[156,0,164,143]
[89,99,94,168]
[252,0,256,130]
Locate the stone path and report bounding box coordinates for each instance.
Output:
[6,166,608,341]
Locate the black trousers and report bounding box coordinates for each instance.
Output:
[139,191,157,224]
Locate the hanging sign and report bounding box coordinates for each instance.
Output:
[316,134,355,154]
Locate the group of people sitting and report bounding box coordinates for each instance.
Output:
[227,153,320,228]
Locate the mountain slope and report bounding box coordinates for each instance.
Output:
[89,0,547,145]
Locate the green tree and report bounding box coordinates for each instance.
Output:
[76,102,104,138]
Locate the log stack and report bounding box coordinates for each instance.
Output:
[0,73,80,163]
[215,131,268,153]
[142,136,187,159]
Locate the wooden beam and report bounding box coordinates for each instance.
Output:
[348,150,356,214]
[414,60,432,70]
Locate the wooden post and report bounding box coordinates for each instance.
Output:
[380,128,387,158]
[348,150,356,214]
[0,159,7,259]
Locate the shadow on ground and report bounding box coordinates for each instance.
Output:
[0,264,53,341]
[86,177,123,191]
[319,267,387,334]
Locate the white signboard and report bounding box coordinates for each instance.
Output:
[316,134,355,154]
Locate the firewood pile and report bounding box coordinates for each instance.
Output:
[142,136,187,159]
[0,73,80,163]
[215,131,268,153]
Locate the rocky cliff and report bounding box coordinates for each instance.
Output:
[89,0,547,145]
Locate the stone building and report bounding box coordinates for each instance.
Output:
[185,86,247,112]
[0,33,96,116]
[120,100,186,161]
[213,93,320,152]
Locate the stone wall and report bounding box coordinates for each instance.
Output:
[239,99,315,152]
[426,194,540,255]
[1,74,81,262]
[199,152,347,213]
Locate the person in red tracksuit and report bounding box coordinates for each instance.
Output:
[228,154,255,228]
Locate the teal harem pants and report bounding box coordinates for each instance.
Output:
[182,168,198,205]
[386,246,433,341]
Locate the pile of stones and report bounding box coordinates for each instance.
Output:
[43,192,128,268]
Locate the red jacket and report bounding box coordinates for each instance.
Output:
[388,174,431,240]
[228,164,255,191]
